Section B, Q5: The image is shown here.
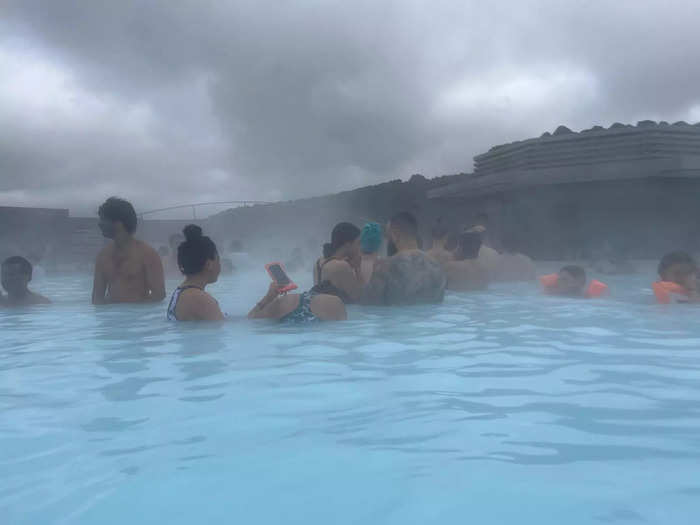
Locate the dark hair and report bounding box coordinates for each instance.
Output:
[323,222,361,258]
[658,251,697,277]
[560,265,586,282]
[98,197,137,234]
[2,256,32,277]
[389,212,418,238]
[177,224,218,275]
[455,232,482,260]
[431,217,449,241]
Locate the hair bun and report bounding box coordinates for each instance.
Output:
[183,224,203,241]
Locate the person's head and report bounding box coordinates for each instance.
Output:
[387,212,419,255]
[454,232,482,261]
[658,251,698,290]
[558,265,587,295]
[158,246,170,258]
[98,197,137,239]
[361,222,383,255]
[323,222,361,259]
[169,233,184,250]
[1,256,32,296]
[177,225,220,283]
[431,218,449,247]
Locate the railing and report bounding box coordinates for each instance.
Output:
[138,200,272,220]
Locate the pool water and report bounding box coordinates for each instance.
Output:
[2,269,700,524]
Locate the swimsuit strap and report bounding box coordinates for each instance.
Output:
[166,285,204,321]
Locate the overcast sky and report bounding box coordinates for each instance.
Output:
[2,0,700,217]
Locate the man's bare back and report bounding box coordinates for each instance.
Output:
[92,239,165,304]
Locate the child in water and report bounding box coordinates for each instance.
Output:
[653,251,699,304]
[541,265,608,298]
[1,256,51,306]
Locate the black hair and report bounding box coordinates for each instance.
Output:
[658,251,697,277]
[560,265,587,282]
[431,217,449,241]
[2,256,32,277]
[455,232,482,260]
[389,212,418,238]
[98,197,137,234]
[177,224,218,275]
[323,222,361,259]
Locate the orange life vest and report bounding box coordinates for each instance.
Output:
[540,274,608,298]
[652,281,688,304]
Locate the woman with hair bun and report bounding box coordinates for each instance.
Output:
[166,224,225,321]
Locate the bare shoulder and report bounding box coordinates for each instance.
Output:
[96,242,114,260]
[136,240,159,258]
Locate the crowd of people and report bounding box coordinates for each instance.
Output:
[2,196,700,317]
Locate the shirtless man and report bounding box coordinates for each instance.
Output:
[92,197,165,304]
[1,256,51,306]
[365,212,446,305]
[445,232,489,291]
[426,217,455,267]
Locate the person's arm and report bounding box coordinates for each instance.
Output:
[144,247,166,302]
[248,283,283,319]
[92,253,108,305]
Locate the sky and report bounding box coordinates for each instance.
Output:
[2,0,700,217]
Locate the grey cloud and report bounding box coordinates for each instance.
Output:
[3,1,700,215]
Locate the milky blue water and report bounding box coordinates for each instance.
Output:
[2,269,700,524]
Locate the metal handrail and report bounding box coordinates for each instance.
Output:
[138,200,272,219]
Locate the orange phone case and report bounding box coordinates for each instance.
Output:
[265,262,298,293]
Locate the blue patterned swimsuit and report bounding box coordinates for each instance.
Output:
[280,292,318,324]
[166,285,203,321]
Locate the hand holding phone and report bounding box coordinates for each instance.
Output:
[265,262,298,294]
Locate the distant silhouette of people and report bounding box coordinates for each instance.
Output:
[445,232,488,291]
[426,217,455,267]
[92,197,165,304]
[1,256,51,306]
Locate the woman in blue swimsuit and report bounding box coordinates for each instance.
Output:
[167,224,225,321]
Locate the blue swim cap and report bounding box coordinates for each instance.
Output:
[361,222,382,254]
